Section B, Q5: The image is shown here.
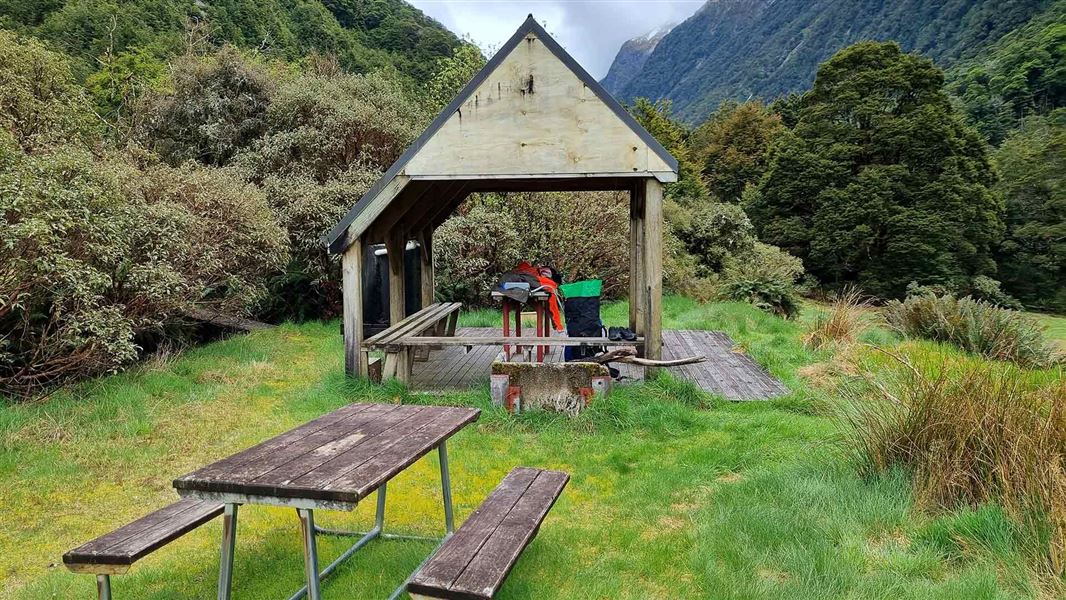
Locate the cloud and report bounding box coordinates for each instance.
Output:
[408,0,702,78]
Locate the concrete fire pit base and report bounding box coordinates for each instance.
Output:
[490,362,611,415]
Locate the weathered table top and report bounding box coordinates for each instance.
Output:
[173,403,479,508]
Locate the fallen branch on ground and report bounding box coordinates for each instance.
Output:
[587,347,706,367]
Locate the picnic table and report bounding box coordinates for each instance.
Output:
[173,403,480,600]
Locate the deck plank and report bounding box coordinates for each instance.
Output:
[409,329,786,401]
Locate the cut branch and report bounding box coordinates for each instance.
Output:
[585,346,706,367]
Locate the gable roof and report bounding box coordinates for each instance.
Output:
[324,14,679,254]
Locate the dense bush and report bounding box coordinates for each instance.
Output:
[0,0,459,82]
[0,30,96,151]
[994,110,1066,312]
[949,5,1066,145]
[668,200,755,274]
[0,136,286,398]
[237,68,427,182]
[0,35,288,398]
[884,294,1059,367]
[132,48,278,166]
[434,192,630,306]
[841,356,1066,576]
[130,47,428,321]
[720,242,805,318]
[689,100,785,203]
[1,139,175,396]
[748,42,1004,299]
[258,169,377,320]
[134,159,289,313]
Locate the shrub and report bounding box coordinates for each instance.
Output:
[720,242,805,318]
[0,30,96,151]
[668,200,755,273]
[969,275,1024,310]
[906,277,1024,310]
[134,159,290,313]
[238,69,428,182]
[884,294,1059,368]
[0,141,181,397]
[132,47,277,166]
[0,135,288,399]
[840,355,1066,576]
[433,200,522,306]
[434,191,631,306]
[257,168,378,320]
[804,287,870,350]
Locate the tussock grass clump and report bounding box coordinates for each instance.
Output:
[804,287,870,350]
[841,354,1066,577]
[884,294,1060,367]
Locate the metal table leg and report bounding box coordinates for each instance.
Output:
[297,509,322,600]
[218,503,238,600]
[289,485,387,600]
[439,442,455,534]
[384,441,457,600]
[96,575,111,600]
[286,445,456,600]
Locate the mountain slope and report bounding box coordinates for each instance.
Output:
[0,0,459,80]
[601,23,675,96]
[610,0,1051,123]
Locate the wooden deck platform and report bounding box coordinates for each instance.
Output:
[409,328,788,401]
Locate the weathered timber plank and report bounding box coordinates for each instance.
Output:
[173,403,377,486]
[390,336,642,348]
[246,405,422,487]
[449,469,569,598]
[365,303,461,348]
[176,405,479,505]
[324,410,484,498]
[289,408,478,502]
[64,500,222,566]
[409,468,540,592]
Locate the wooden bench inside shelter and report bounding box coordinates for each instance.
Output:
[361,301,462,382]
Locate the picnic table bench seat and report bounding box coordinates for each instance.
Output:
[63,498,223,599]
[408,467,569,600]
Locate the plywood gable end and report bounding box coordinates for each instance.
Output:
[404,32,675,178]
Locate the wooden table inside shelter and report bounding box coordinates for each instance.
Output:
[492,289,554,362]
[173,403,480,600]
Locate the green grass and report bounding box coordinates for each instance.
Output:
[1,297,1061,599]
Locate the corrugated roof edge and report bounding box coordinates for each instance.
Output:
[323,14,680,255]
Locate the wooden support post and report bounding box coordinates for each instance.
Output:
[629,183,646,337]
[342,236,368,378]
[385,229,408,383]
[386,229,407,326]
[413,228,435,361]
[642,179,664,378]
[419,227,434,309]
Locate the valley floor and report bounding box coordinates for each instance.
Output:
[2,298,1063,599]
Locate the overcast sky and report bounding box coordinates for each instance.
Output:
[407,1,704,79]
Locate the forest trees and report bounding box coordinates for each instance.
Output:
[994,110,1066,311]
[691,101,785,203]
[746,42,1003,298]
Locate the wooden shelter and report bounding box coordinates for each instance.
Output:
[325,15,678,381]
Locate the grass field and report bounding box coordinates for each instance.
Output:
[2,298,1063,599]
